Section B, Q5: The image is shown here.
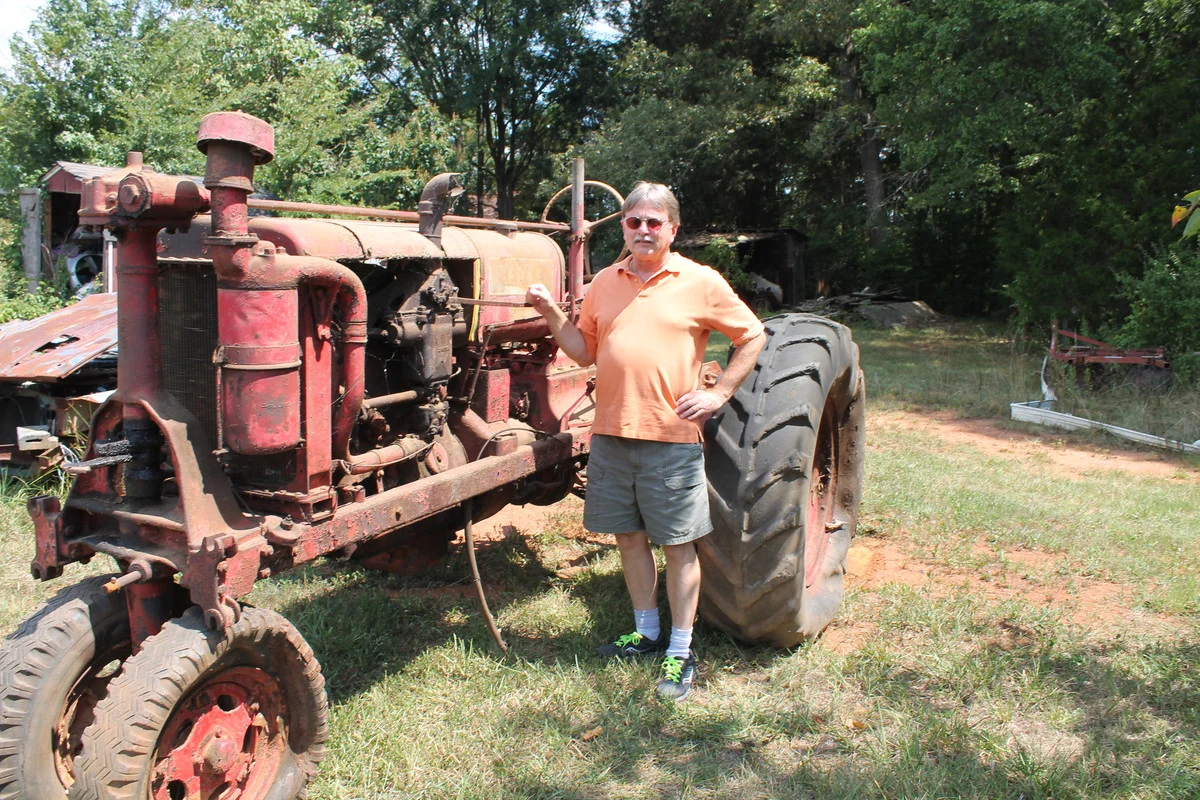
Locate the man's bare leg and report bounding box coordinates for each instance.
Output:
[662,541,700,632]
[614,531,658,610]
[657,540,701,699]
[592,531,663,657]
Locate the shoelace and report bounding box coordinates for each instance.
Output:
[660,656,684,682]
[614,632,644,648]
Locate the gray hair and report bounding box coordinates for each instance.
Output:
[622,182,680,225]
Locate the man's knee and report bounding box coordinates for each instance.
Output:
[662,540,698,568]
[614,530,650,553]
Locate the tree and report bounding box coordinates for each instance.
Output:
[583,0,887,297]
[855,0,1200,324]
[0,0,160,184]
[0,0,474,289]
[585,1,823,222]
[0,0,470,205]
[314,0,614,219]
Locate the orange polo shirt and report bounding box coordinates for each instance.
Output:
[578,252,764,443]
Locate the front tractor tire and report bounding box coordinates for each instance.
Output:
[70,607,328,800]
[0,575,132,800]
[700,314,866,647]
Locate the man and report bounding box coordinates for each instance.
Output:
[526,182,765,700]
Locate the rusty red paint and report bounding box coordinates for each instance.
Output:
[115,231,164,410]
[28,494,64,580]
[247,197,570,234]
[198,111,276,167]
[0,293,117,382]
[116,170,210,220]
[217,287,302,455]
[473,368,511,423]
[804,414,837,589]
[284,433,574,565]
[291,301,333,498]
[512,356,595,435]
[125,579,175,652]
[1049,325,1169,369]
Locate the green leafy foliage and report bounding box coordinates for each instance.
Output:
[312,0,614,219]
[0,282,66,324]
[0,0,1196,351]
[1172,190,1200,238]
[690,236,753,293]
[1115,246,1200,383]
[0,0,469,202]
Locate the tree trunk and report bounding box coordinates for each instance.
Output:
[860,122,885,249]
[839,42,886,250]
[19,188,42,294]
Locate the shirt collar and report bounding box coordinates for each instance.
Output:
[616,252,682,276]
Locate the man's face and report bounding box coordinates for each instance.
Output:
[622,202,678,263]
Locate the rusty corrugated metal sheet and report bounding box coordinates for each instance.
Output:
[0,293,117,381]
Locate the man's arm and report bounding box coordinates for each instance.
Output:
[673,331,767,422]
[525,283,595,367]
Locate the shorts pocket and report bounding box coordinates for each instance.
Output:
[664,471,704,491]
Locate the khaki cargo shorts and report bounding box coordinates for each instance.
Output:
[583,434,712,546]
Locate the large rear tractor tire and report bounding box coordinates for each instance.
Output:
[70,607,328,800]
[700,314,866,647]
[0,575,132,800]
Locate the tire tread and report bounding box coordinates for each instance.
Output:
[701,314,866,646]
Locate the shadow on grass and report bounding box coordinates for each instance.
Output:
[497,617,1199,798]
[266,524,1198,798]
[492,638,1199,799]
[271,527,761,700]
[267,530,572,702]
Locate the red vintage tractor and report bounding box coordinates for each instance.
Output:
[0,112,865,800]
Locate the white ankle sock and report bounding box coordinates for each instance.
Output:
[633,608,660,642]
[666,626,693,659]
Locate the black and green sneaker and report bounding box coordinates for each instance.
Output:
[595,631,665,659]
[656,651,697,701]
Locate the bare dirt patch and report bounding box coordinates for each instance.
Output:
[875,409,1200,482]
[823,534,1188,654]
[464,495,586,543]
[820,410,1193,650]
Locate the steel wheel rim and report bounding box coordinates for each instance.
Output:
[804,409,839,588]
[152,666,286,800]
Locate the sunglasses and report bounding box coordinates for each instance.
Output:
[623,215,668,231]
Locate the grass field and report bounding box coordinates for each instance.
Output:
[2,321,1197,799]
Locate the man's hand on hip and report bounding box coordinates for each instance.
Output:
[674,388,726,423]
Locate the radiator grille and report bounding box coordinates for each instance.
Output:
[159,264,218,448]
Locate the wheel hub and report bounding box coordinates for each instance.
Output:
[152,667,285,800]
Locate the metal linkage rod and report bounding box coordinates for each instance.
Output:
[247,198,570,234]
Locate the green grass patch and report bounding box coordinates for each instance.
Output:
[0,320,1197,798]
[854,322,1044,418]
[856,321,1200,447]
